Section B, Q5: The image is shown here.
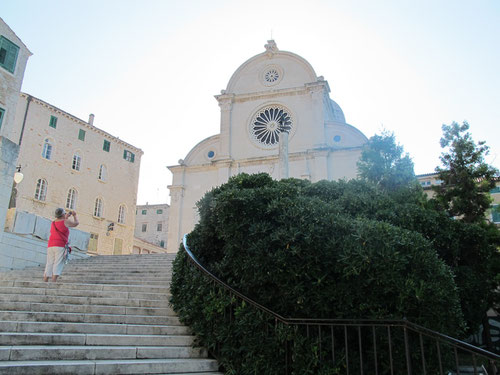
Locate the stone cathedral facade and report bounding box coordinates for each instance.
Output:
[167,41,368,250]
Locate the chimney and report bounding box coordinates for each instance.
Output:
[88,113,95,126]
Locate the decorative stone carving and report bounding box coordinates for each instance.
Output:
[264,39,279,57]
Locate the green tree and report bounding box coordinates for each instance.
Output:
[433,121,499,223]
[357,131,416,192]
[432,121,500,352]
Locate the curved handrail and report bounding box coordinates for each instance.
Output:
[182,234,500,362]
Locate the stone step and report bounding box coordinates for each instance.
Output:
[0,280,170,294]
[0,333,195,346]
[0,345,206,361]
[2,301,174,316]
[0,321,189,335]
[0,293,170,308]
[0,286,170,300]
[2,276,172,283]
[69,260,175,265]
[0,310,181,325]
[0,268,172,275]
[0,253,219,373]
[0,358,218,374]
[1,266,173,274]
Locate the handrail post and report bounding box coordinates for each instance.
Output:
[285,337,292,375]
[404,326,412,375]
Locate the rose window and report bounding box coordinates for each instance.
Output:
[264,69,279,83]
[250,105,293,147]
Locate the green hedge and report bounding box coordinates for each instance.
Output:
[170,173,466,374]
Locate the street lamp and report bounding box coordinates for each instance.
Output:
[13,166,24,184]
[9,166,24,209]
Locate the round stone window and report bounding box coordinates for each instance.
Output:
[333,135,341,142]
[206,150,216,160]
[249,105,293,148]
[260,65,283,86]
[264,68,280,83]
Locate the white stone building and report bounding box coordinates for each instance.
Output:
[167,40,368,250]
[134,203,169,249]
[0,17,31,239]
[11,93,143,255]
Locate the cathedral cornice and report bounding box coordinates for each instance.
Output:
[167,144,363,174]
[215,80,330,104]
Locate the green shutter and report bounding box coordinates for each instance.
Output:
[78,129,86,141]
[123,150,135,163]
[103,140,110,152]
[49,115,57,128]
[0,107,5,129]
[0,36,20,73]
[493,205,500,223]
[490,186,500,194]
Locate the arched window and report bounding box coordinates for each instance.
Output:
[66,188,77,210]
[42,138,53,160]
[72,151,81,171]
[118,204,126,224]
[98,164,107,181]
[34,178,47,201]
[94,197,103,217]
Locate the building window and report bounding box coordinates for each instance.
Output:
[103,139,110,152]
[492,205,500,224]
[66,188,77,210]
[0,107,5,129]
[0,36,20,74]
[157,222,162,231]
[160,240,165,248]
[98,164,107,181]
[42,138,53,160]
[490,186,500,194]
[72,152,81,171]
[49,115,57,129]
[34,178,47,201]
[94,197,103,217]
[123,150,135,163]
[142,210,147,215]
[78,129,86,141]
[118,204,126,224]
[141,223,147,232]
[156,209,163,214]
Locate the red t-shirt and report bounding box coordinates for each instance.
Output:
[48,220,69,248]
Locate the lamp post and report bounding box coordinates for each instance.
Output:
[9,166,24,209]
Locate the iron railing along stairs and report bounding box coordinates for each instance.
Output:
[182,235,499,375]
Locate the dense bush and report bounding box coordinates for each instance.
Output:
[170,173,469,374]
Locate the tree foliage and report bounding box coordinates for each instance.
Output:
[170,173,471,374]
[357,131,416,191]
[433,121,499,223]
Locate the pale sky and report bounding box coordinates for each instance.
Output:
[2,0,499,204]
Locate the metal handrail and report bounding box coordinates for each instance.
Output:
[182,234,499,373]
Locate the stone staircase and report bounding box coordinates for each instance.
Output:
[0,253,222,374]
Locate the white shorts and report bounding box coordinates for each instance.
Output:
[44,246,65,277]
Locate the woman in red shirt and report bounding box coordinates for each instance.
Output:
[44,208,79,282]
